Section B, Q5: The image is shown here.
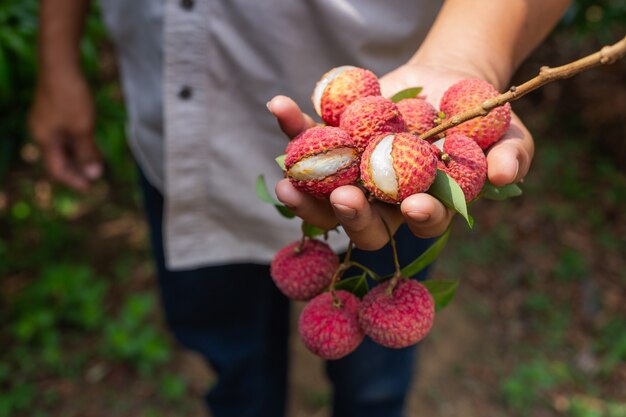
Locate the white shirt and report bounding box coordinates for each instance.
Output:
[100,0,443,270]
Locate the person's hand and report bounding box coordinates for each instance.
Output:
[28,72,103,192]
[270,63,533,250]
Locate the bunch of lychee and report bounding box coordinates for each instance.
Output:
[285,65,510,203]
[270,237,435,360]
[273,65,512,360]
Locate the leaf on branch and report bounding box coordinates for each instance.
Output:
[255,175,295,219]
[422,280,459,311]
[480,182,523,200]
[390,87,423,103]
[275,154,286,171]
[428,170,472,227]
[400,228,450,277]
[335,273,369,298]
[302,222,325,238]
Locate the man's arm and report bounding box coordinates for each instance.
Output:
[272,0,571,249]
[29,0,102,191]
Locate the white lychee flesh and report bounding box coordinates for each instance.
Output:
[369,135,398,198]
[432,138,445,152]
[312,65,356,116]
[288,148,357,181]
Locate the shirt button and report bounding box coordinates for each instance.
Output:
[178,86,193,100]
[180,0,194,10]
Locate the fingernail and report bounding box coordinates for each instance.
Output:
[333,204,356,220]
[407,211,430,222]
[266,101,274,114]
[513,160,520,181]
[84,163,102,180]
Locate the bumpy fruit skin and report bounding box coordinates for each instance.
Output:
[339,96,405,151]
[285,126,359,198]
[299,290,365,360]
[439,78,511,150]
[360,133,437,204]
[396,98,438,136]
[271,239,339,301]
[436,133,487,202]
[358,278,434,348]
[314,67,381,127]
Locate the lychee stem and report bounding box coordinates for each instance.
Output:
[419,35,626,142]
[349,261,381,281]
[330,240,354,307]
[380,218,402,281]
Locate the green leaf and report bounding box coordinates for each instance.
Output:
[423,280,459,311]
[390,87,423,103]
[428,170,472,226]
[335,273,369,298]
[480,182,523,200]
[302,222,325,238]
[400,228,450,277]
[255,175,295,218]
[275,154,286,171]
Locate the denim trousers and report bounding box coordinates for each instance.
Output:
[139,171,432,417]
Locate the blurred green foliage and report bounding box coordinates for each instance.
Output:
[560,0,626,43]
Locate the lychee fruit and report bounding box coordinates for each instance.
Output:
[285,126,360,198]
[360,132,438,204]
[312,66,382,127]
[439,78,511,150]
[358,278,434,349]
[433,133,487,202]
[396,98,438,136]
[339,96,405,151]
[299,290,365,360]
[270,239,339,301]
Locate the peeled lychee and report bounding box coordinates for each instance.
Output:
[285,126,360,198]
[271,239,339,301]
[439,78,511,150]
[433,133,487,202]
[339,96,405,152]
[312,66,382,127]
[358,278,434,349]
[299,290,365,360]
[360,132,437,204]
[396,98,438,136]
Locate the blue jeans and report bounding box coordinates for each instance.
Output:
[139,171,433,417]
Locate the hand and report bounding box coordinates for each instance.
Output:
[28,73,103,192]
[269,63,533,250]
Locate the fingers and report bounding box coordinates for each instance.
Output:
[400,194,454,238]
[275,179,338,230]
[267,95,317,139]
[40,138,90,192]
[74,134,103,180]
[486,112,534,186]
[329,186,404,251]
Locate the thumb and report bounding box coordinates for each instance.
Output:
[74,134,103,180]
[267,95,317,139]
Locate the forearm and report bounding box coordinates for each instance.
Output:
[411,0,572,89]
[37,0,91,81]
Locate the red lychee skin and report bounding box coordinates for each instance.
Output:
[270,239,339,301]
[360,132,438,204]
[358,278,435,349]
[396,98,438,136]
[436,133,487,202]
[299,290,365,360]
[316,67,382,127]
[339,96,405,152]
[439,79,511,150]
[285,126,359,198]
